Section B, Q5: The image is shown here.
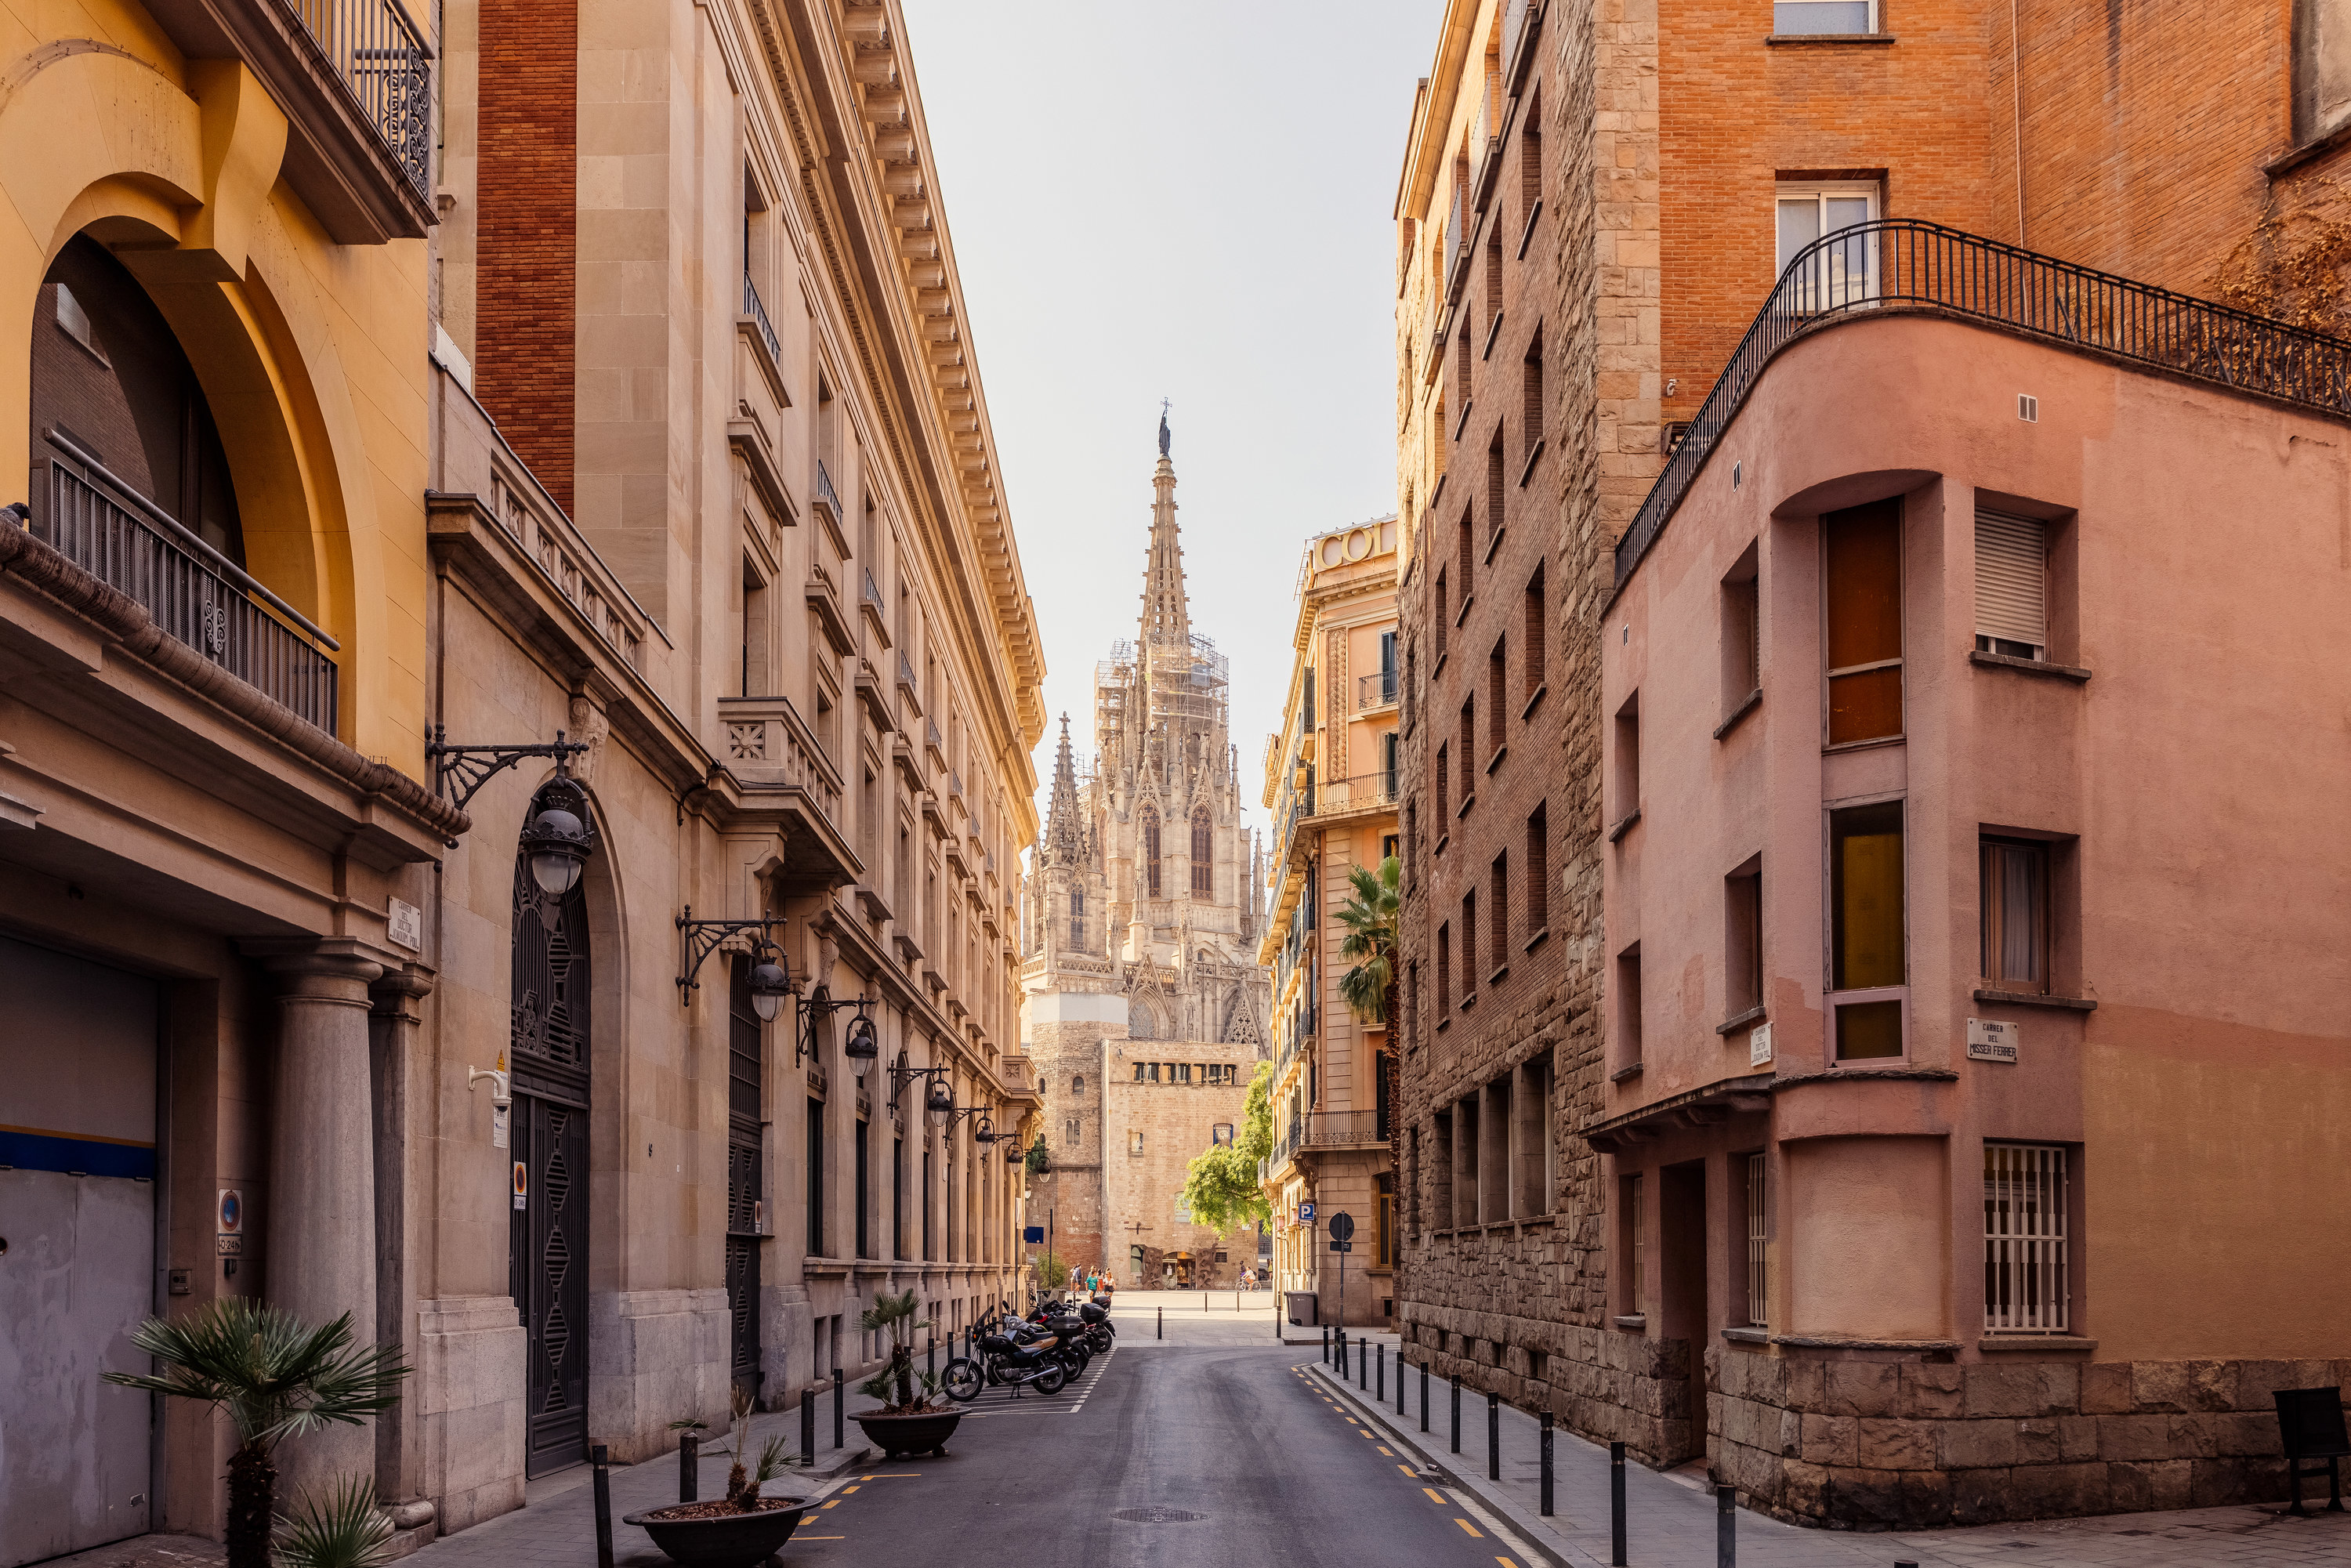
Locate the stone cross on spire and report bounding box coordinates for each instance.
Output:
[1139,423,1190,646]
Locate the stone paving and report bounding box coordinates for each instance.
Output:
[1315,1355,2351,1568]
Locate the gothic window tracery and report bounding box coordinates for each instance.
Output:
[1190,809,1212,895]
[1143,806,1161,897]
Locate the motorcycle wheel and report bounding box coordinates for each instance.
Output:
[942,1356,984,1402]
[1034,1361,1067,1396]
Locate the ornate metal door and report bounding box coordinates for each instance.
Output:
[511,839,591,1476]
[724,957,764,1395]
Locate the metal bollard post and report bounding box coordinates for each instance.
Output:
[1539,1410,1554,1515]
[591,1445,614,1568]
[679,1432,698,1501]
[1717,1483,1736,1567]
[1322,1324,1331,1364]
[1377,1343,1385,1402]
[832,1367,845,1449]
[1610,1441,1628,1566]
[1157,1305,1164,1340]
[1487,1391,1500,1481]
[1396,1350,1405,1416]
[1357,1337,1367,1389]
[1450,1375,1461,1454]
[800,1389,816,1466]
[927,1325,936,1378]
[1420,1362,1430,1433]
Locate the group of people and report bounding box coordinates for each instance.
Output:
[1064,1265,1268,1291]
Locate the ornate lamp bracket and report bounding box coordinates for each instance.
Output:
[675,907,784,1005]
[426,724,592,832]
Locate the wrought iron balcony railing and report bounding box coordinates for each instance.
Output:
[814,459,842,525]
[742,272,781,361]
[36,430,340,731]
[1357,669,1397,710]
[1614,219,2351,588]
[286,0,432,203]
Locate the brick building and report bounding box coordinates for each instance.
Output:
[1259,516,1404,1327]
[1019,428,1271,1288]
[1392,0,2351,1534]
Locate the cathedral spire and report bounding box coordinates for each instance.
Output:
[1139,423,1191,648]
[1045,712,1081,862]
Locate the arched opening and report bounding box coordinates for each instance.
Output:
[1143,807,1161,898]
[25,233,339,729]
[1190,809,1212,895]
[509,777,592,1478]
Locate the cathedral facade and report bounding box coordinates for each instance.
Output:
[1020,429,1273,1287]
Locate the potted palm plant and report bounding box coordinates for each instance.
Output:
[101,1298,408,1568]
[849,1289,964,1458]
[624,1432,809,1568]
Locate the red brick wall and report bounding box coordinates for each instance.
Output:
[476,0,577,509]
[1658,2,1998,430]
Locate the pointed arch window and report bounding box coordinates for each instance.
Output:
[1191,809,1213,895]
[1069,885,1087,951]
[1143,807,1162,897]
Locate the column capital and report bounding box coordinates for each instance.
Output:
[244,937,385,998]
[369,965,436,1022]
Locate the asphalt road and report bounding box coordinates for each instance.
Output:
[785,1343,1527,1568]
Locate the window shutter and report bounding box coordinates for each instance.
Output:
[1975,510,2047,651]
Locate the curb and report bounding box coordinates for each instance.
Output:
[1310,1360,1596,1568]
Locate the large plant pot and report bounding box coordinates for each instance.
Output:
[622,1497,808,1568]
[852,1408,963,1458]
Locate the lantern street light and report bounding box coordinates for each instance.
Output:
[673,907,785,1006]
[796,983,878,1070]
[925,1078,955,1129]
[746,951,792,1021]
[842,1009,879,1078]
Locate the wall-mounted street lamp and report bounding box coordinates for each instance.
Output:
[947,1103,998,1143]
[886,1056,955,1129]
[799,983,878,1071]
[675,907,788,1009]
[426,725,592,848]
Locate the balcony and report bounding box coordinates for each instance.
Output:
[860,566,890,646]
[1505,0,1545,94]
[806,560,853,654]
[1616,219,2351,588]
[1357,669,1397,711]
[813,459,844,535]
[742,272,782,362]
[897,649,922,717]
[1471,71,1502,212]
[1301,1110,1389,1153]
[37,431,339,732]
[716,694,848,848]
[148,0,433,242]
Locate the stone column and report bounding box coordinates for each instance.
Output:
[264,945,382,1490]
[368,970,433,1509]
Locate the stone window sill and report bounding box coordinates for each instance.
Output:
[1715,1005,1766,1036]
[1973,987,2097,1011]
[1487,964,1509,987]
[1714,686,1762,741]
[1458,791,1477,821]
[1607,807,1641,843]
[1517,439,1546,489]
[1610,1062,1643,1083]
[1483,527,1507,567]
[1486,744,1507,775]
[1765,31,1896,44]
[1520,683,1547,722]
[1721,1326,1769,1344]
[1969,649,2091,683]
[1613,1314,1647,1332]
[1980,1335,2098,1353]
[1523,925,1550,954]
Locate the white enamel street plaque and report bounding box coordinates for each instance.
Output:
[1966,1017,2020,1063]
[1749,1021,1773,1067]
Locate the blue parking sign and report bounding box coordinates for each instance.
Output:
[1299,1201,1315,1222]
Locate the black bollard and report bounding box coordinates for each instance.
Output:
[1322,1324,1331,1364]
[1610,1441,1628,1566]
[1396,1349,1405,1415]
[679,1432,698,1502]
[1540,1410,1554,1515]
[1487,1391,1500,1481]
[1157,1305,1164,1341]
[927,1324,936,1378]
[800,1388,816,1466]
[1377,1343,1385,1401]
[832,1367,844,1450]
[1420,1362,1430,1433]
[591,1445,614,1568]
[1717,1484,1737,1568]
[1450,1375,1461,1454]
[1357,1336,1367,1389]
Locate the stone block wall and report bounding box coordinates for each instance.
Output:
[1708,1348,2345,1528]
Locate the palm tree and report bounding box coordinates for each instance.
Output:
[1335,855,1402,1027]
[103,1298,408,1568]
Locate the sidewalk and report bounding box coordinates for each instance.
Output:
[1310,1358,2351,1568]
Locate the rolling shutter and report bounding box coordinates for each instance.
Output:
[1975,510,2047,652]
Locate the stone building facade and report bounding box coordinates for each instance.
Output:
[1,2,1045,1563]
[1020,431,1270,1286]
[1390,0,2351,1533]
[1258,516,1402,1327]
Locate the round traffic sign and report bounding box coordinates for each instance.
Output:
[1327,1211,1356,1242]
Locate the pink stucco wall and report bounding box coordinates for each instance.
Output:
[1603,310,2351,1362]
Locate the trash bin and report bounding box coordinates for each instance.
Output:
[1286,1291,1319,1327]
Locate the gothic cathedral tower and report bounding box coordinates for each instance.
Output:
[1020,421,1271,1285]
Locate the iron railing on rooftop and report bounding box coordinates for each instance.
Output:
[286,0,433,203]
[1615,219,2351,588]
[743,272,781,361]
[36,431,340,732]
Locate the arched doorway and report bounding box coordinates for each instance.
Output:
[509,778,592,1476]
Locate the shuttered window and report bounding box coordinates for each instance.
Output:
[1975,510,2047,660]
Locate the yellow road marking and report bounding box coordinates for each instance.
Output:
[1454,1519,1483,1537]
[1498,1559,1521,1567]
[792,1536,844,1541]
[1396,1465,1416,1477]
[872,1472,921,1477]
[1422,1487,1448,1505]
[1377,1446,1393,1456]
[841,1486,860,1494]
[820,1501,840,1509]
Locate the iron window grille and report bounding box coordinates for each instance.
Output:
[1984,1143,2069,1333]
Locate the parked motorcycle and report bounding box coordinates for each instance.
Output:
[942,1317,1066,1401]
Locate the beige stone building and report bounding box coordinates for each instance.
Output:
[1,0,1045,1562]
[1019,429,1270,1288]
[1258,516,1402,1327]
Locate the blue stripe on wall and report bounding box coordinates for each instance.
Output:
[0,1129,157,1179]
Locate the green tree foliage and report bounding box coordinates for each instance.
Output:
[1179,1062,1276,1239]
[103,1298,408,1568]
[1336,856,1402,1026]
[1033,1251,1070,1291]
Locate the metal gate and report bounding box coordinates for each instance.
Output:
[724,957,764,1395]
[510,835,591,1476]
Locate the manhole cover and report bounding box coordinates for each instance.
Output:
[1113,1508,1206,1524]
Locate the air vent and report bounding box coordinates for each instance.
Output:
[2018,393,2039,422]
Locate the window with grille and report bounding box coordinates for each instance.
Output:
[1975,510,2047,661]
[1984,1143,2069,1332]
[1744,1152,1768,1327]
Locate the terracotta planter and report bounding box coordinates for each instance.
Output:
[851,1407,963,1458]
[622,1497,808,1568]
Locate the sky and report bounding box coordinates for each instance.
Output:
[897,0,1438,844]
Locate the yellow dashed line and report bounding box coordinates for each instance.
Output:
[1422,1487,1448,1505]
[1497,1559,1521,1567]
[1377,1446,1393,1456]
[840,1486,860,1494]
[820,1501,840,1509]
[1396,1465,1416,1477]
[872,1472,921,1477]
[1454,1518,1483,1537]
